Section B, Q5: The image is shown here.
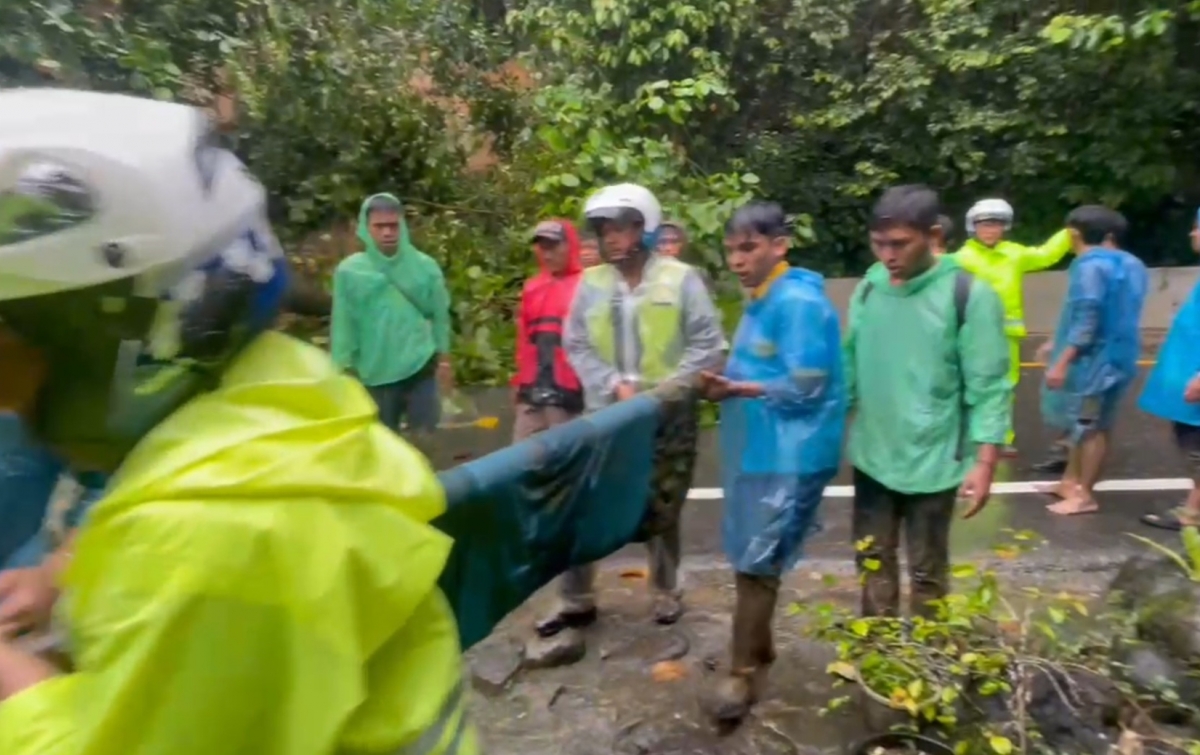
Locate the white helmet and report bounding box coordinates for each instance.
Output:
[0,88,287,452]
[965,198,1014,234]
[583,183,663,246]
[0,88,267,300]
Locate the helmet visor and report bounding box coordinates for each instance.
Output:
[585,206,644,236]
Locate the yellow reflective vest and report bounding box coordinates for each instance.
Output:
[952,230,1073,338]
[581,256,689,386]
[0,332,477,755]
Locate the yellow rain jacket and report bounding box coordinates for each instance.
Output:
[0,332,477,755]
[953,230,1073,339]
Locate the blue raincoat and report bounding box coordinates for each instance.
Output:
[1042,248,1148,431]
[1140,211,1200,426]
[719,267,845,576]
[0,413,106,570]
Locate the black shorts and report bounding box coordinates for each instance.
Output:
[1173,422,1200,477]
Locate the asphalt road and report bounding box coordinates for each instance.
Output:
[430,335,1187,573]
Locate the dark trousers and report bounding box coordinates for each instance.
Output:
[368,366,440,434]
[851,467,956,618]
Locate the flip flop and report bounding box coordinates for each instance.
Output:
[1140,507,1199,531]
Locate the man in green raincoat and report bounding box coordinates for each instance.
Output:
[845,185,1011,618]
[332,194,453,433]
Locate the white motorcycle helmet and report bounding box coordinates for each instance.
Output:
[0,88,288,457]
[583,183,663,251]
[965,198,1015,235]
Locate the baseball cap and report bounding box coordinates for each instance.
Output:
[531,220,565,242]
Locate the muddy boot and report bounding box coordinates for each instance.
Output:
[653,592,683,625]
[707,573,780,724]
[534,605,598,638]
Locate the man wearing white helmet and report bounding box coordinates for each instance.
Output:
[0,90,476,755]
[955,198,1073,458]
[533,183,724,647]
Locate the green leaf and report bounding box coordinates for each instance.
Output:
[740,172,760,185]
[559,173,581,188]
[849,619,870,637]
[989,735,1013,755]
[647,96,666,112]
[951,563,978,579]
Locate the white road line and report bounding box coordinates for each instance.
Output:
[687,477,1194,500]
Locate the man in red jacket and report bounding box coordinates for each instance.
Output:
[511,220,586,439]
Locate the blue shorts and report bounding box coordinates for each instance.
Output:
[1067,385,1127,443]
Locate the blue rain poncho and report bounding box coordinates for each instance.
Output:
[718,267,845,576]
[1043,248,1148,430]
[0,413,106,569]
[1140,211,1200,426]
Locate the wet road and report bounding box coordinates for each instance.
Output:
[431,334,1186,573]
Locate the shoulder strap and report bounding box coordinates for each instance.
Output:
[953,270,972,330]
[859,280,874,306]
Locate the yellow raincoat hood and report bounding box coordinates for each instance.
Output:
[0,332,469,755]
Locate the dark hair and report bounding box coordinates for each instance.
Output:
[937,214,955,239]
[725,201,789,238]
[870,185,941,233]
[366,195,401,218]
[1066,205,1125,246]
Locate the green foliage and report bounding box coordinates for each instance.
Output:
[804,530,1174,753]
[5,0,1200,383]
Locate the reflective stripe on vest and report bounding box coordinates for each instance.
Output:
[397,680,472,755]
[582,259,688,385]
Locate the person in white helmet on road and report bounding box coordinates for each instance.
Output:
[0,89,475,755]
[953,198,1073,460]
[532,183,725,655]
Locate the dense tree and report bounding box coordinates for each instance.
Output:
[4,0,1199,382]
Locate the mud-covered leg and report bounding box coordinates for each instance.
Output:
[648,520,683,624]
[709,572,780,723]
[851,468,902,617]
[902,488,956,618]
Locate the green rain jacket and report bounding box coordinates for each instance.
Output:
[331,194,452,387]
[844,256,1012,494]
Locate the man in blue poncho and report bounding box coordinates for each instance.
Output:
[698,201,845,723]
[1039,206,1147,515]
[1139,209,1200,530]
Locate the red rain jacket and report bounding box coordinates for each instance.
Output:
[512,219,584,410]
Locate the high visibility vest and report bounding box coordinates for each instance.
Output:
[581,257,689,386]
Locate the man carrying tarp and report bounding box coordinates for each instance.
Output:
[0,89,476,755]
[534,182,725,646]
[954,198,1073,457]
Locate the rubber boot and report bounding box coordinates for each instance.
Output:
[708,573,780,723]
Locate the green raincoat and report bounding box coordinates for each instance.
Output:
[331,194,451,387]
[843,257,1011,493]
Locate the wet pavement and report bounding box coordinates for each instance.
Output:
[440,333,1190,754]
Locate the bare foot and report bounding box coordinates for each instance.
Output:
[1033,481,1075,499]
[1047,495,1099,516]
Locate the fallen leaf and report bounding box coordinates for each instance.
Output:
[650,661,688,682]
[620,568,648,581]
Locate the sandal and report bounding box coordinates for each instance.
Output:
[1140,507,1200,531]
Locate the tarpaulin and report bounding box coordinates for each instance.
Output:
[435,380,700,649]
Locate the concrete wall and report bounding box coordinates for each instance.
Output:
[823,265,1200,333]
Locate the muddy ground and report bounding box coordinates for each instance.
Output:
[466,559,1115,755]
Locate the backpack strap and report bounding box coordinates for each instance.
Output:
[953,270,972,330]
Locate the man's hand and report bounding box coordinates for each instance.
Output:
[699,372,764,401]
[0,565,58,639]
[1185,375,1200,404]
[1045,360,1068,390]
[614,381,638,402]
[699,371,733,401]
[959,461,996,520]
